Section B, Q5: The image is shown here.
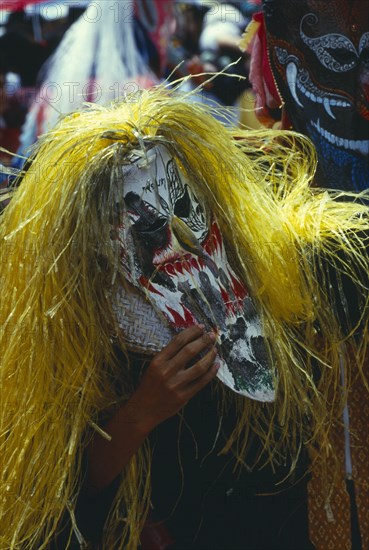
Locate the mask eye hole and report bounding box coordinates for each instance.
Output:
[167,159,209,243]
[134,216,168,234]
[173,187,191,219]
[326,47,357,66]
[124,191,169,233]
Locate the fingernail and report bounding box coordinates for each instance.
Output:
[198,323,205,331]
[215,363,220,372]
[207,331,216,341]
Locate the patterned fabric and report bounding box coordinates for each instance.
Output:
[308,375,369,549]
[261,0,369,191]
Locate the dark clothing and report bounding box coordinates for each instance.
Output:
[149,384,313,550]
[54,380,313,549]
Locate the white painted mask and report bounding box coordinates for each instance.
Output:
[112,145,274,401]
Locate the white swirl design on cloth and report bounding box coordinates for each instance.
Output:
[300,13,369,73]
[275,48,351,118]
[359,32,369,54]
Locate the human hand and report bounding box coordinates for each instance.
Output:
[126,325,219,432]
[86,326,218,492]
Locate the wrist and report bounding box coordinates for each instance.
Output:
[118,398,156,437]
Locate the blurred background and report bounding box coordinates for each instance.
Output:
[0,0,262,168]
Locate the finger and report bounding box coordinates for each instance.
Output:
[155,325,206,362]
[177,346,218,384]
[185,358,220,398]
[167,331,217,372]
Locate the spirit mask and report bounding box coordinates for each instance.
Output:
[263,0,369,190]
[112,145,274,401]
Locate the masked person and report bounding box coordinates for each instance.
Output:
[244,0,369,191]
[1,86,369,549]
[244,1,369,547]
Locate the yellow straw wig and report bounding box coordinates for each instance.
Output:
[1,86,369,548]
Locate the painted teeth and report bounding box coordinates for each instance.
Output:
[323,98,335,119]
[312,119,369,155]
[286,60,351,119]
[191,257,200,271]
[287,62,303,107]
[296,81,350,109]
